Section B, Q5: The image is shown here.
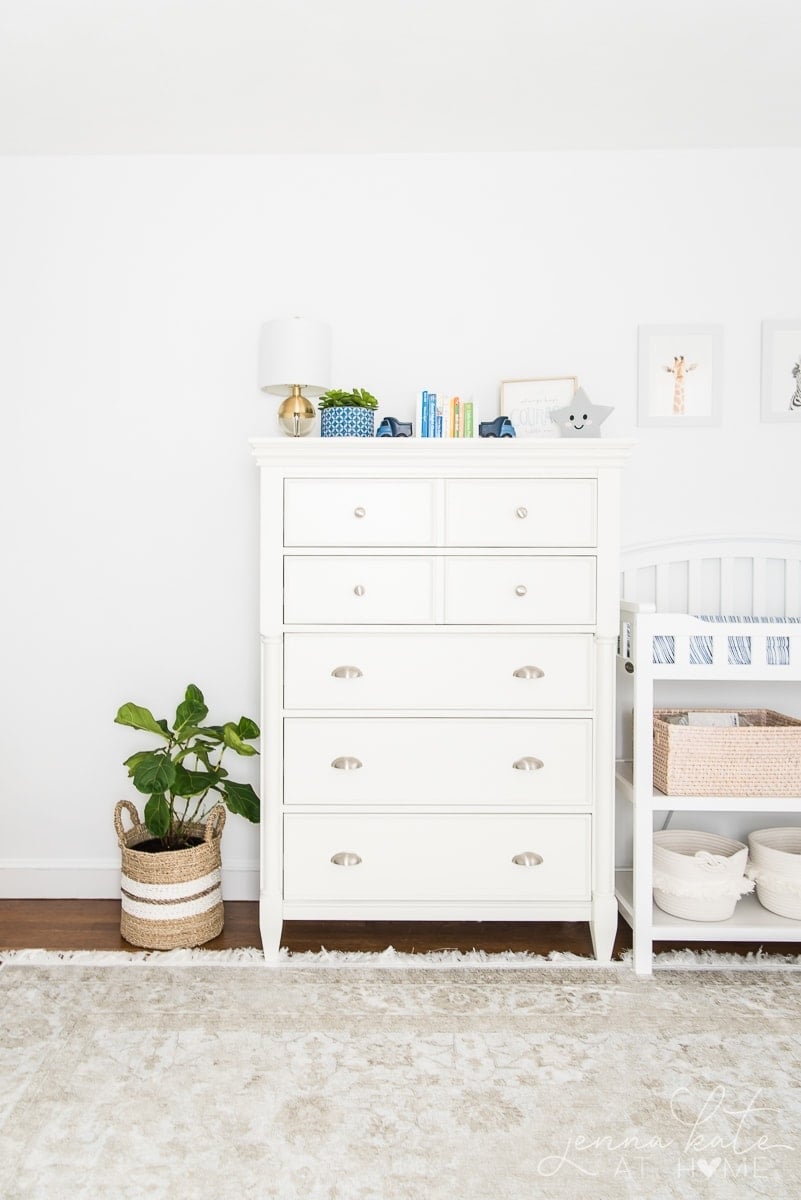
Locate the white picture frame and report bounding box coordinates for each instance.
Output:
[500,376,578,439]
[761,319,801,423]
[637,324,723,427]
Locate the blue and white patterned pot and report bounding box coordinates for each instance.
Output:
[320,407,375,438]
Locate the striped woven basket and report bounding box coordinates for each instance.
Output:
[114,799,226,950]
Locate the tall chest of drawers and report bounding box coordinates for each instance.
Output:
[250,438,631,961]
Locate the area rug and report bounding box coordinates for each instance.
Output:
[2,961,800,1199]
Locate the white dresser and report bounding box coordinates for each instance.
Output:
[250,438,631,962]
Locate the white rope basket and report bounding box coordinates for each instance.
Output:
[653,829,754,922]
[747,828,801,920]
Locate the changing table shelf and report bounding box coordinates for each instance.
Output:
[615,760,801,814]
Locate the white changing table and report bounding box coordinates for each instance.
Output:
[615,537,801,974]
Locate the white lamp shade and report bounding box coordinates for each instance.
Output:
[258,317,331,398]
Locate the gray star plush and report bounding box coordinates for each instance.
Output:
[550,388,613,437]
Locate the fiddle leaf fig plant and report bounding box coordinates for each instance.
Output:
[317,387,379,410]
[115,684,260,849]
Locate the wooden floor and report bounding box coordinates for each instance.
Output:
[1,900,799,961]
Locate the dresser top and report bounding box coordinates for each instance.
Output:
[250,438,634,471]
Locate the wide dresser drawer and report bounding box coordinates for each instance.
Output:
[444,557,596,624]
[283,813,591,902]
[284,557,435,624]
[445,478,597,547]
[283,717,592,807]
[284,478,436,546]
[284,632,594,710]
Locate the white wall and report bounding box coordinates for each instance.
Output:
[1,149,799,898]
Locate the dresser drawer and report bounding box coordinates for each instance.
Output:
[445,478,597,547]
[284,478,436,546]
[284,557,435,624]
[283,813,591,902]
[283,717,592,807]
[284,633,594,710]
[444,557,596,624]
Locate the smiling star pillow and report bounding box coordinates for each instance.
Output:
[551,388,613,437]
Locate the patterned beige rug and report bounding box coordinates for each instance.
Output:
[2,959,800,1199]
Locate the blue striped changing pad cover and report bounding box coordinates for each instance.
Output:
[653,616,801,666]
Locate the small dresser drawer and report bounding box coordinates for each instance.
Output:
[283,813,591,902]
[445,478,597,547]
[284,478,436,546]
[284,633,594,710]
[444,557,596,624]
[284,717,592,807]
[284,557,435,624]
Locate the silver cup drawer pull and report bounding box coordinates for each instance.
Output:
[515,506,528,519]
[354,507,366,518]
[331,665,363,679]
[331,756,363,771]
[353,585,366,597]
[512,851,544,868]
[514,585,528,597]
[513,665,544,680]
[513,756,544,772]
[331,851,362,867]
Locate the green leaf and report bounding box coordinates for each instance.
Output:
[185,684,204,704]
[174,698,209,736]
[223,723,258,756]
[237,716,260,741]
[123,751,151,777]
[172,764,220,797]
[133,753,177,795]
[192,725,226,743]
[219,779,260,823]
[144,793,170,839]
[115,703,171,739]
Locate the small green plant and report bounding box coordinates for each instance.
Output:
[317,387,379,410]
[115,684,260,849]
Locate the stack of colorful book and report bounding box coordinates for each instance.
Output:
[416,391,476,437]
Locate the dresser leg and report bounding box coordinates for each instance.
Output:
[590,893,618,962]
[259,909,283,964]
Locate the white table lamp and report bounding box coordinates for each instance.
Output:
[258,317,332,437]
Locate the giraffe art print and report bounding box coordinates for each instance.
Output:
[663,354,698,415]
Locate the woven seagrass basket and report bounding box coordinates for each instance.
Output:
[114,799,226,950]
[653,709,801,797]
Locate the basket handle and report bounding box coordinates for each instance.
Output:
[114,799,141,846]
[693,851,728,873]
[204,804,227,843]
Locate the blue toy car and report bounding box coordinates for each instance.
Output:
[478,416,516,438]
[376,417,413,438]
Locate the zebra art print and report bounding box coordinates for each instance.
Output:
[791,357,801,411]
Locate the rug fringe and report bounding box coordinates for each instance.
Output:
[2,945,801,970]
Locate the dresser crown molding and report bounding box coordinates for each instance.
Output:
[252,437,632,962]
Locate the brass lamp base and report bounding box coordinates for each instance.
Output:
[278,385,316,437]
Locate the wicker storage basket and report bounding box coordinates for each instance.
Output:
[653,709,801,797]
[652,829,753,921]
[746,827,801,920]
[114,800,226,950]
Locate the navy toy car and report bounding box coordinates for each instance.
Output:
[376,417,413,437]
[478,416,516,438]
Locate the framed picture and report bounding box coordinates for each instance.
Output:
[500,376,577,438]
[637,324,723,427]
[761,320,801,423]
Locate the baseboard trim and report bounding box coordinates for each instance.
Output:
[0,859,259,900]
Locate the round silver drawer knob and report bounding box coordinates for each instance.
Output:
[515,506,528,520]
[331,665,364,679]
[353,585,366,597]
[354,507,366,518]
[514,585,528,597]
[331,851,362,867]
[331,756,363,770]
[513,665,544,680]
[512,851,544,868]
[513,756,544,771]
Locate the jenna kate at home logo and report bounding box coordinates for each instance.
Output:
[536,1084,794,1183]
